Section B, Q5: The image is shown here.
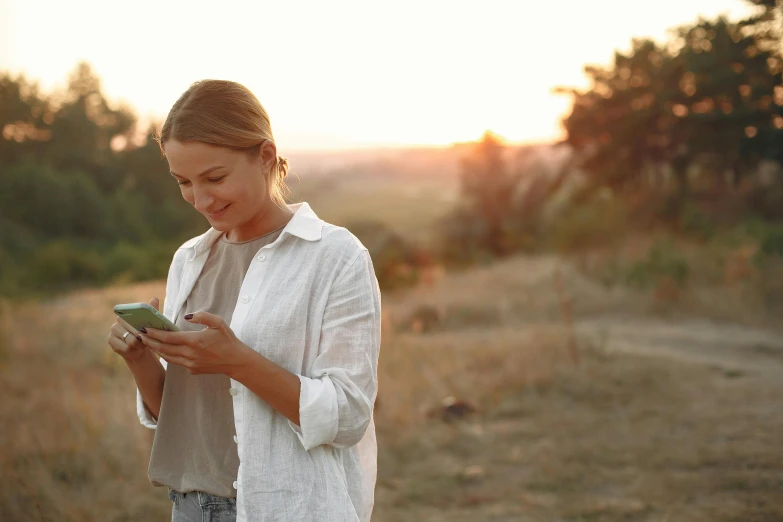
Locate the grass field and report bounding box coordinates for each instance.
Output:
[2,250,782,521]
[288,173,459,242]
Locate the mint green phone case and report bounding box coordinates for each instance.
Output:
[114,302,181,332]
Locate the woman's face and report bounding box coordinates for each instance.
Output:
[164,139,276,236]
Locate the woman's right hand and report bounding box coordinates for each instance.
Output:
[107,297,160,363]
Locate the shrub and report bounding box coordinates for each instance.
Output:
[24,240,105,292]
[347,220,429,290]
[679,203,716,241]
[548,195,628,253]
[102,241,175,284]
[625,237,690,289]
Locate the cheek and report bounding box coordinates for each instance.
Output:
[180,187,195,205]
[222,185,247,206]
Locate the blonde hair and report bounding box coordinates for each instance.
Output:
[155,80,290,206]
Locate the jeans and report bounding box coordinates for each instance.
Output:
[168,488,237,522]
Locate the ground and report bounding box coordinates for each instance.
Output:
[1,255,782,521]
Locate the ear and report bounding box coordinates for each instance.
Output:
[259,140,277,173]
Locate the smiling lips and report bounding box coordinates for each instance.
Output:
[206,204,231,218]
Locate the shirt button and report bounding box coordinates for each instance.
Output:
[240,295,249,304]
[232,481,238,489]
[258,254,266,262]
[233,435,238,443]
[229,388,238,396]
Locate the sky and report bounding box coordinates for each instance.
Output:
[0,0,758,152]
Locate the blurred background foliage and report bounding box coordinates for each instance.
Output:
[2,1,783,298]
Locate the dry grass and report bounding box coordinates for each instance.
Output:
[374,350,783,522]
[0,281,169,522]
[288,175,458,242]
[2,253,782,521]
[572,233,783,328]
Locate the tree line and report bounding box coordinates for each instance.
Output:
[559,0,783,218]
[0,63,208,296]
[2,0,782,295]
[443,0,783,260]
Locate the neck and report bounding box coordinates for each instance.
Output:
[227,203,294,243]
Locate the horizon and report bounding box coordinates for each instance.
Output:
[1,0,757,152]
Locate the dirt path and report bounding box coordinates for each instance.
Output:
[576,315,783,376]
[377,256,783,520]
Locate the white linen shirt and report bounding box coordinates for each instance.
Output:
[136,202,381,522]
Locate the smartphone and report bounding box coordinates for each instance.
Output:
[114,302,181,332]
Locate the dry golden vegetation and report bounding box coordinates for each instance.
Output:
[287,167,459,242]
[2,250,782,521]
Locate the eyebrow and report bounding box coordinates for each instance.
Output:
[170,165,224,179]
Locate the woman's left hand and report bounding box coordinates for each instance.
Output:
[139,312,250,376]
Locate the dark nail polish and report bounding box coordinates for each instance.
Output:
[184,313,194,320]
[140,327,147,334]
[136,335,143,342]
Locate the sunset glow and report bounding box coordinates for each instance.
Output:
[2,0,756,151]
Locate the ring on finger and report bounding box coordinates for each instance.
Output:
[122,331,133,343]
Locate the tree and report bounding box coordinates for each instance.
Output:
[672,17,783,185]
[556,39,682,195]
[557,14,783,205]
[0,73,51,167]
[46,62,137,193]
[453,131,522,256]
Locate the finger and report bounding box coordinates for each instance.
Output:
[149,296,161,311]
[140,327,189,345]
[183,310,224,330]
[121,330,143,347]
[109,325,142,345]
[108,335,135,356]
[157,353,198,373]
[115,317,141,337]
[111,323,142,345]
[141,335,189,358]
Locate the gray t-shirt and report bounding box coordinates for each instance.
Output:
[148,225,284,498]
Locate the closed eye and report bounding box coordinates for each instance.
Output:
[177,176,224,186]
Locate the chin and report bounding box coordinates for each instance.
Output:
[207,220,233,231]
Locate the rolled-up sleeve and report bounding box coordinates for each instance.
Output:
[137,388,160,429]
[136,352,168,429]
[135,266,176,430]
[289,249,381,451]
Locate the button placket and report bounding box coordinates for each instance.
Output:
[229,247,273,333]
[227,248,273,488]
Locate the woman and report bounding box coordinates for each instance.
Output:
[106,80,381,522]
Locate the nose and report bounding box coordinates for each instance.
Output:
[191,186,215,213]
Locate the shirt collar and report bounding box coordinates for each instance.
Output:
[187,202,324,259]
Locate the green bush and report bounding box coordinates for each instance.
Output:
[548,196,628,253]
[1,239,177,297]
[679,203,715,241]
[347,220,427,290]
[738,219,783,259]
[24,240,105,291]
[625,238,690,289]
[758,226,783,258]
[103,241,176,284]
[0,162,109,240]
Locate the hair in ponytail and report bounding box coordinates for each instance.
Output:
[155,80,290,206]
